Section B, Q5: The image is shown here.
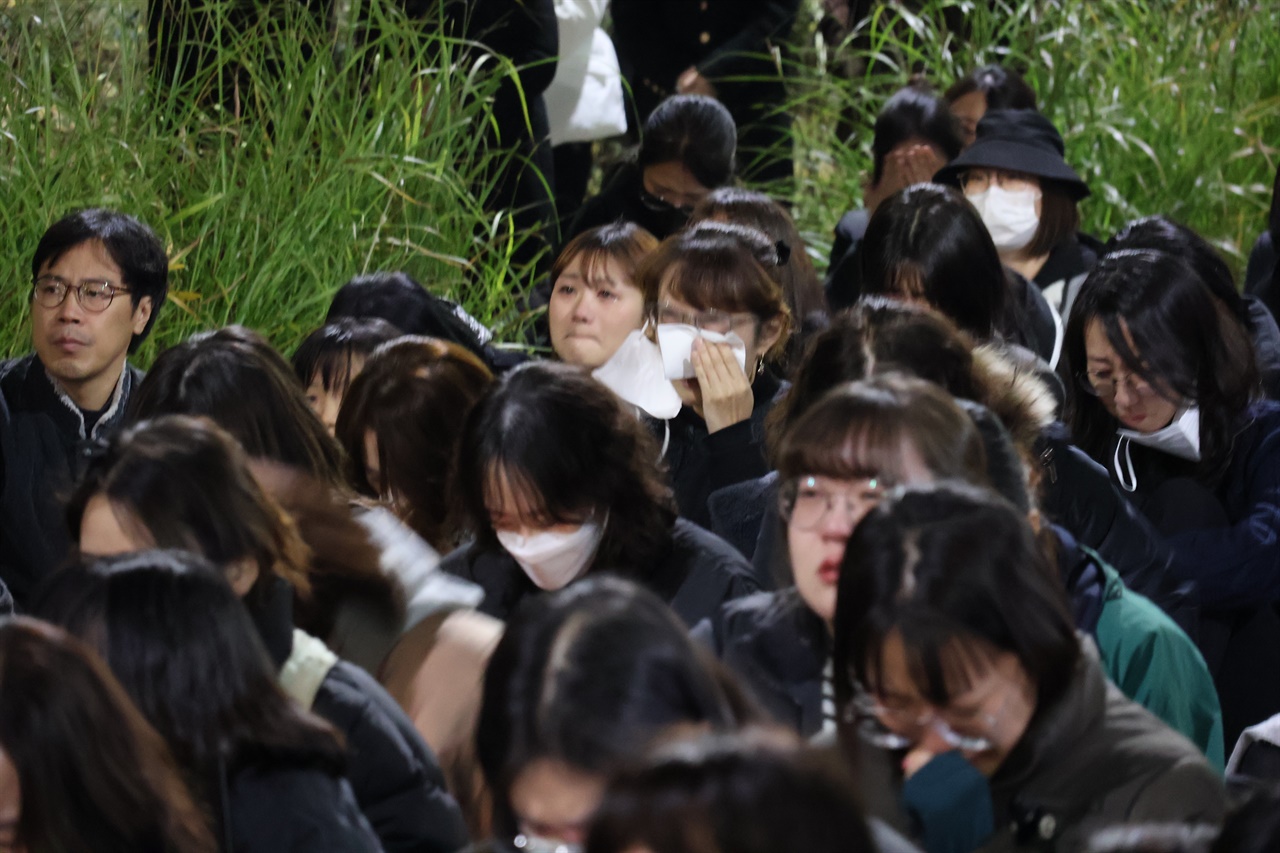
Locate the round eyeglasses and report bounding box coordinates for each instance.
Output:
[845,686,1003,753]
[1076,369,1158,400]
[32,275,132,313]
[779,476,887,531]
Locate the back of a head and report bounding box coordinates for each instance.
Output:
[945,64,1038,111]
[129,325,347,486]
[454,361,674,569]
[860,183,1008,340]
[31,207,170,352]
[872,83,964,183]
[35,550,342,782]
[66,414,312,598]
[689,188,827,323]
[639,95,737,189]
[585,728,875,853]
[337,335,494,550]
[326,271,489,361]
[832,483,1079,716]
[477,577,749,837]
[767,298,980,452]
[0,615,216,853]
[1106,215,1247,321]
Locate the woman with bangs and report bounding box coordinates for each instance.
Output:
[293,317,403,436]
[832,484,1222,853]
[549,222,659,370]
[695,375,986,741]
[439,361,758,626]
[1064,247,1280,746]
[637,222,792,527]
[699,369,1224,767]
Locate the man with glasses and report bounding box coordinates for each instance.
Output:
[0,208,167,604]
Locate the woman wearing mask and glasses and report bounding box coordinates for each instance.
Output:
[833,483,1223,853]
[636,222,792,528]
[439,361,758,626]
[1063,247,1280,747]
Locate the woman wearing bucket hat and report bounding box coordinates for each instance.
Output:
[935,109,1102,321]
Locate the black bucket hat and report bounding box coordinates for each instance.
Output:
[934,109,1090,200]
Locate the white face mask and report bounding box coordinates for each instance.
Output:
[655,323,747,381]
[592,327,683,419]
[496,516,606,591]
[967,185,1042,252]
[513,834,583,853]
[1118,406,1201,462]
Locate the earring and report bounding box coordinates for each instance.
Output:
[754,355,765,379]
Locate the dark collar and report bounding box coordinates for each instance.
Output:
[1035,235,1094,289]
[991,641,1106,798]
[246,575,297,670]
[9,353,135,443]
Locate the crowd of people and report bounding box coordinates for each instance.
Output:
[3,2,1280,852]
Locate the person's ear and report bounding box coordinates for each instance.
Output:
[225,557,261,598]
[755,316,786,360]
[130,295,153,336]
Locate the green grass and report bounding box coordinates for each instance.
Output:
[1,0,1277,364]
[786,0,1280,274]
[1,0,534,364]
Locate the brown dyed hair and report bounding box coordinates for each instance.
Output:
[66,414,314,600]
[551,222,660,295]
[636,223,792,361]
[0,617,216,853]
[690,188,828,323]
[337,336,494,552]
[1025,180,1081,257]
[775,374,988,490]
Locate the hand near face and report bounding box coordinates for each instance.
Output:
[692,338,753,433]
[864,144,947,212]
[898,144,948,186]
[676,66,718,99]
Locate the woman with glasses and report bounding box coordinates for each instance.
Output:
[567,95,737,244]
[935,109,1100,320]
[698,371,1224,766]
[1064,247,1280,747]
[635,222,791,528]
[834,483,1224,853]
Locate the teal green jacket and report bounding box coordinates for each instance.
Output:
[1092,550,1226,771]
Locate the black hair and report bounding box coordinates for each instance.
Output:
[129,325,348,488]
[832,482,1079,716]
[638,95,737,189]
[1107,216,1250,325]
[0,616,217,853]
[292,316,403,394]
[585,729,875,853]
[944,64,1038,111]
[1208,781,1280,853]
[871,84,963,184]
[859,183,1011,341]
[325,271,489,362]
[30,208,169,352]
[767,297,982,454]
[32,551,348,815]
[476,576,758,840]
[455,361,677,579]
[1063,249,1260,484]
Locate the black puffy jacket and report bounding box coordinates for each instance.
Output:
[251,578,469,853]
